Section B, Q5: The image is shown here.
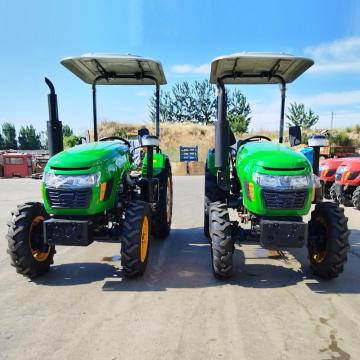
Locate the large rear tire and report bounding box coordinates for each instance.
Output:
[204,160,227,238]
[7,202,55,278]
[352,186,360,210]
[307,202,349,279]
[209,202,234,279]
[121,201,151,277]
[152,161,172,238]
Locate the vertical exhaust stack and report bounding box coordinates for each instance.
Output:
[45,78,63,156]
[215,79,229,169]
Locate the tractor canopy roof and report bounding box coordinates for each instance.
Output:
[61,53,167,85]
[210,52,314,84]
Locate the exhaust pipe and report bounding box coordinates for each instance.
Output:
[45,77,63,156]
[215,79,229,169]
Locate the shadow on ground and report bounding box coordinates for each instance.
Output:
[32,228,360,294]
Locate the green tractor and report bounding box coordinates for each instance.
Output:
[205,53,350,279]
[7,54,173,278]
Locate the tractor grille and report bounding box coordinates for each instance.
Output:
[46,188,92,208]
[262,190,307,210]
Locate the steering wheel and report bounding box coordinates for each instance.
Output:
[99,136,131,147]
[237,135,272,148]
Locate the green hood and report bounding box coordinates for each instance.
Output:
[47,141,128,169]
[236,142,310,172]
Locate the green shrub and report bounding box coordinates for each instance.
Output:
[329,131,354,146]
[63,135,79,148]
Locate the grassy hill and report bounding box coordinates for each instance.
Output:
[97,121,360,162]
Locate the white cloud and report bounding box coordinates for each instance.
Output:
[305,36,360,74]
[295,90,360,107]
[248,89,360,130]
[136,91,149,97]
[171,63,211,74]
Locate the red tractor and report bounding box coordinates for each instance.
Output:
[320,157,351,200]
[333,158,360,209]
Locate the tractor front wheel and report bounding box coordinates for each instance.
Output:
[329,183,339,203]
[7,202,55,278]
[307,202,349,279]
[352,186,360,210]
[209,202,234,279]
[152,162,172,238]
[121,201,151,277]
[204,161,227,238]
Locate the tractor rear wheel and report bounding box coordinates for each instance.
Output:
[7,202,55,278]
[209,202,234,279]
[121,201,151,277]
[152,162,172,238]
[307,202,349,279]
[204,161,227,238]
[352,186,360,210]
[329,183,339,203]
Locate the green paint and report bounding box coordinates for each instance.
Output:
[235,142,313,216]
[43,141,130,216]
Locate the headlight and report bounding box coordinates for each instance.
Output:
[312,174,322,188]
[43,172,101,189]
[253,173,311,190]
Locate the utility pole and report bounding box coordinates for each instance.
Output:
[331,112,334,130]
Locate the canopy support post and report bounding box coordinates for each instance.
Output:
[155,83,160,137]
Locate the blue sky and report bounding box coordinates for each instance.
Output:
[0,0,359,134]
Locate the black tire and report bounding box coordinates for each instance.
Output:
[307,202,349,279]
[323,183,331,200]
[352,186,360,210]
[6,202,55,278]
[329,183,339,203]
[204,159,227,238]
[152,161,172,238]
[204,196,210,238]
[209,202,234,279]
[121,201,151,277]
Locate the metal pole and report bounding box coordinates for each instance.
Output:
[92,81,98,142]
[155,83,160,137]
[279,81,286,143]
[331,112,334,130]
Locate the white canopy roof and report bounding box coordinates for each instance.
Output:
[210,53,314,84]
[61,53,167,85]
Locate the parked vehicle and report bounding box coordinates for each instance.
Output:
[7,54,173,279]
[205,53,349,280]
[319,157,353,200]
[333,158,360,209]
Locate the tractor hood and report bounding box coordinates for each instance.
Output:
[236,142,311,173]
[47,141,128,169]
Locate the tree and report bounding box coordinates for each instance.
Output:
[171,82,196,122]
[227,89,251,133]
[193,80,216,124]
[147,81,251,129]
[149,90,174,123]
[286,102,319,129]
[2,122,17,149]
[18,125,42,150]
[0,133,4,150]
[227,113,251,134]
[62,124,73,137]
